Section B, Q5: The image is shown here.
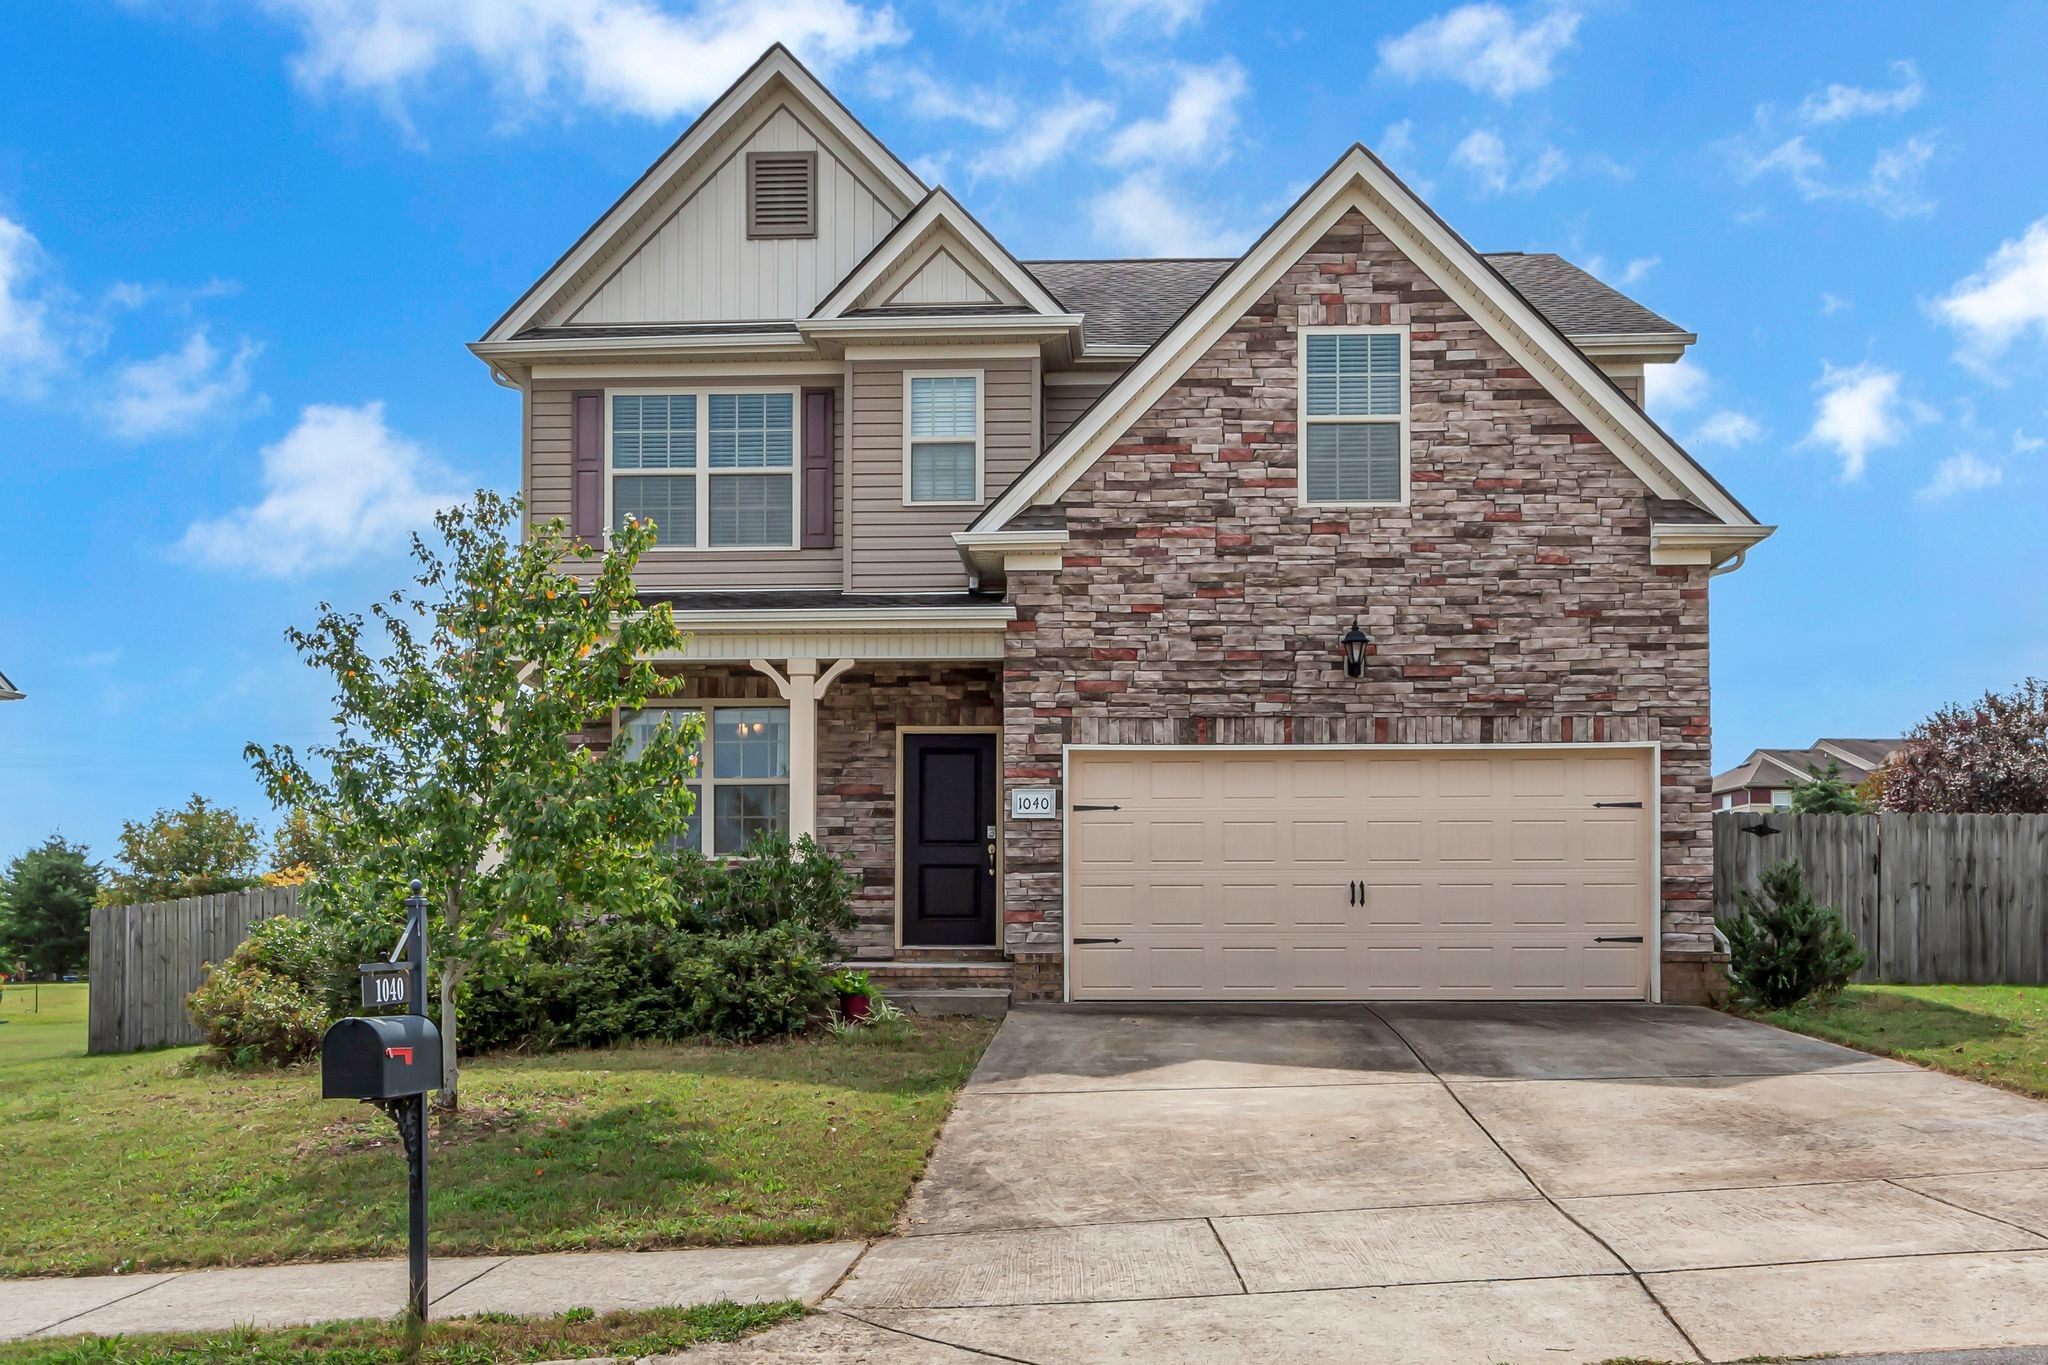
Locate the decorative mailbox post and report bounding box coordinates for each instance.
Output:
[321,879,439,1323]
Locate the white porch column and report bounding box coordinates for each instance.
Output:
[749,657,852,844]
[784,657,819,840]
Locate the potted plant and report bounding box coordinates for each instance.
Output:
[828,969,876,1022]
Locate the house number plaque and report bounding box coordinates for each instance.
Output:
[1009,788,1057,820]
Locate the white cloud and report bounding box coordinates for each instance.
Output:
[1821,292,1851,315]
[1692,410,1763,447]
[263,0,905,124]
[969,98,1115,179]
[1644,358,1710,416]
[1377,4,1580,101]
[1799,60,1924,125]
[1451,128,1567,195]
[1618,256,1659,286]
[883,69,1013,130]
[1805,362,1922,480]
[1090,173,1244,257]
[1103,60,1246,166]
[102,330,262,439]
[1086,0,1208,37]
[0,215,66,396]
[179,402,466,576]
[1935,216,2048,363]
[1917,451,2003,502]
[1740,133,1934,218]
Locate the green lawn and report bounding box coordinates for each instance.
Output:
[0,983,995,1278]
[1760,984,2048,1098]
[0,1301,800,1364]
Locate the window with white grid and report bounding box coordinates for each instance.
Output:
[607,389,798,549]
[904,372,982,504]
[1299,329,1408,506]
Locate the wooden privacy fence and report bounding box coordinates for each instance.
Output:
[87,886,304,1053]
[1713,811,2048,984]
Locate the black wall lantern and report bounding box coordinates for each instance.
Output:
[1341,617,1371,679]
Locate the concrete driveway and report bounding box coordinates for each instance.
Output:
[693,1003,2048,1363]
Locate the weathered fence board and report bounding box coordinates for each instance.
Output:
[1714,811,2048,985]
[87,886,304,1054]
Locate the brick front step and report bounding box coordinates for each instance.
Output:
[834,960,1016,993]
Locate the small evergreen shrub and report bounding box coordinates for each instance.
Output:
[1723,860,1866,1009]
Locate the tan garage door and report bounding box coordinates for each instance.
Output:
[1067,746,1654,1001]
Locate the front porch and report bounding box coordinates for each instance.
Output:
[637,592,1028,1006]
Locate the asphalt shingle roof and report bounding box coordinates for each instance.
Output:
[1021,252,1685,352]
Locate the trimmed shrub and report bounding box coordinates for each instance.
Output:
[671,924,834,1042]
[675,833,857,946]
[1723,860,1866,1010]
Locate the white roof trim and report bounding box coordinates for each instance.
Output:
[646,604,1014,631]
[810,189,1068,321]
[481,46,925,345]
[974,145,1759,534]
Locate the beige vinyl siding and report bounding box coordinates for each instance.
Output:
[1042,373,1120,447]
[565,106,900,326]
[530,376,844,591]
[883,247,999,306]
[849,356,1039,592]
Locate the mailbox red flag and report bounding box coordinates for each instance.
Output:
[386,1046,414,1065]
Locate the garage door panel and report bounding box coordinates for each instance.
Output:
[1067,748,1653,1002]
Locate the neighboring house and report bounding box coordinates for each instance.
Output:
[1713,738,1902,811]
[471,47,1771,1006]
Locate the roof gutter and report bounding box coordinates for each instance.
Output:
[1650,522,1774,573]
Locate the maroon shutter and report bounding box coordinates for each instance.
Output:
[570,390,603,546]
[801,386,836,549]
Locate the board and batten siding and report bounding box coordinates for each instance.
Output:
[564,107,902,326]
[848,356,1039,592]
[529,375,844,591]
[1042,373,1120,446]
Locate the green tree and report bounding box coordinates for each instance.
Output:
[247,491,695,1108]
[1723,860,1866,1010]
[267,809,336,880]
[104,795,263,905]
[0,836,101,977]
[1790,759,1865,814]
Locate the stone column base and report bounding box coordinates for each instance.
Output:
[1661,953,1731,1007]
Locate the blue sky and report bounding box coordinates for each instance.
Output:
[4,1,2047,867]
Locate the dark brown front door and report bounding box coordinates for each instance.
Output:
[902,732,998,946]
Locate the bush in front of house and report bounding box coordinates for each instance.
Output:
[1723,859,1867,1010]
[671,923,836,1042]
[186,916,330,1066]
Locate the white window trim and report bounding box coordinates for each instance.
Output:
[1296,324,1411,509]
[901,369,986,507]
[624,700,793,855]
[603,385,803,553]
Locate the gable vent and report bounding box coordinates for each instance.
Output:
[747,151,818,240]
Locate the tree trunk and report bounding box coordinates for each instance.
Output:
[436,958,465,1110]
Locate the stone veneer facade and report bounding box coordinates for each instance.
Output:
[995,209,1717,1003]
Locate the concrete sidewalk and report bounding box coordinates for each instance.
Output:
[0,1242,861,1341]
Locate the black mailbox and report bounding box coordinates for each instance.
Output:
[322,1015,443,1100]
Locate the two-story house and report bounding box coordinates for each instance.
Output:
[471,47,1770,1007]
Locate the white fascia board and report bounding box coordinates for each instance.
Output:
[471,333,814,361]
[975,146,1760,534]
[481,46,925,345]
[953,529,1070,551]
[812,189,1068,321]
[799,313,1084,339]
[1649,521,1774,570]
[648,605,1015,631]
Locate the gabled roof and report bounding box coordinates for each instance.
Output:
[1711,739,1904,793]
[971,143,1765,543]
[480,45,926,346]
[810,189,1068,321]
[1484,254,1685,338]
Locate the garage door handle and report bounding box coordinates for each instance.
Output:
[1594,935,1645,943]
[1072,804,1121,812]
[1593,801,1644,809]
[1073,937,1122,945]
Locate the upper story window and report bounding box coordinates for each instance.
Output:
[609,389,797,550]
[904,372,982,505]
[1299,327,1408,506]
[746,151,817,239]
